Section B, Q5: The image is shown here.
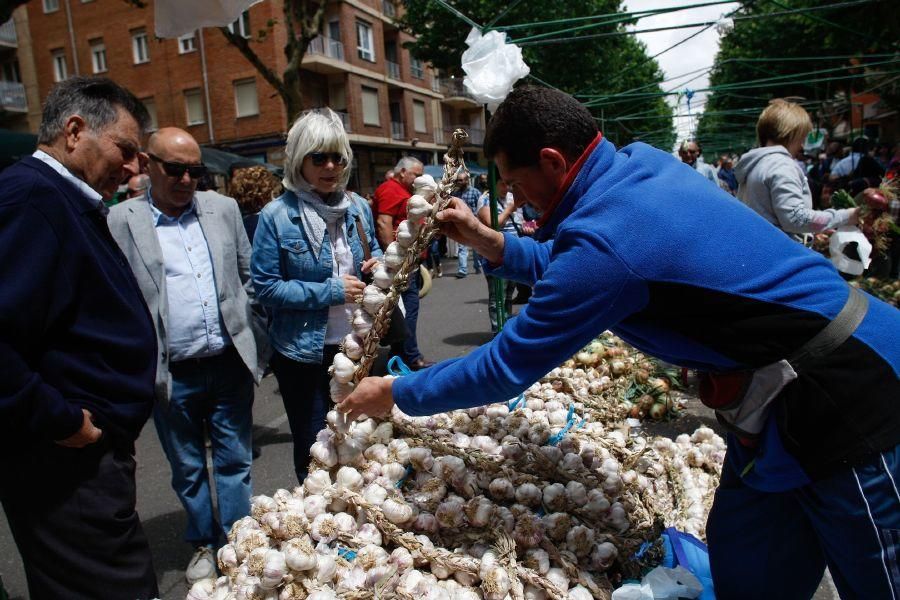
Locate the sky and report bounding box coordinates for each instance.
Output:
[623,0,741,149]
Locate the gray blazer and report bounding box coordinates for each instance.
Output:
[108,190,267,404]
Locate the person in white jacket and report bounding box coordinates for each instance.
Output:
[736,99,858,242]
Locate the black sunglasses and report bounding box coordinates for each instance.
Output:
[148,153,208,179]
[307,152,348,167]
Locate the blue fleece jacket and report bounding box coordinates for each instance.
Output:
[393,138,900,484]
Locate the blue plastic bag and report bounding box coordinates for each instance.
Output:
[661,528,716,600]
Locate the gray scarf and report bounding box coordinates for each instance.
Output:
[291,181,351,260]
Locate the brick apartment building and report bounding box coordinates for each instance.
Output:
[12,0,485,193]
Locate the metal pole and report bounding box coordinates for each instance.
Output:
[63,0,79,75]
[485,105,507,332]
[198,28,215,143]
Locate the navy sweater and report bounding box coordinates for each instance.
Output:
[394,139,900,482]
[0,158,157,451]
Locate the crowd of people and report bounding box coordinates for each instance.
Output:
[1,75,898,600]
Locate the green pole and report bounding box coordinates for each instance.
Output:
[484,107,507,332]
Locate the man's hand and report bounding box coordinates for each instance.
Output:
[337,376,395,421]
[436,197,506,264]
[56,409,103,448]
[342,274,366,303]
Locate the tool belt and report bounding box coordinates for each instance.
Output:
[699,287,869,443]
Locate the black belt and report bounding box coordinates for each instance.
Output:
[169,345,237,370]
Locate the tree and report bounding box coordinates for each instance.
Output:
[398,0,675,149]
[697,0,900,156]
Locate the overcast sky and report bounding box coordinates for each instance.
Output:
[623,0,740,148]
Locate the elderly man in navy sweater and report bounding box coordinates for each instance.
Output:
[340,87,900,599]
[0,77,158,599]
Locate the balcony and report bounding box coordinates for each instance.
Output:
[382,0,397,18]
[431,76,442,93]
[0,80,27,112]
[391,121,405,140]
[0,19,17,48]
[410,63,424,80]
[439,78,480,107]
[386,60,400,81]
[336,110,351,133]
[304,37,346,74]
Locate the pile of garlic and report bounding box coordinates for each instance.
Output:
[191,348,725,600]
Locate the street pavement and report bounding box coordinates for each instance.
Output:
[0,256,837,599]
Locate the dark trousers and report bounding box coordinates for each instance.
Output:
[1,441,158,600]
[399,273,422,362]
[707,443,900,599]
[270,348,336,483]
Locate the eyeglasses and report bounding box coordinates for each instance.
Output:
[148,153,208,179]
[307,152,348,167]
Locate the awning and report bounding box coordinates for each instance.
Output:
[0,129,37,160]
[201,146,281,177]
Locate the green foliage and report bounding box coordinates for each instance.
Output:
[697,0,900,156]
[399,0,675,149]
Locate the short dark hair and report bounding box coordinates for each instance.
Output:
[38,76,150,144]
[851,137,870,154]
[484,86,597,169]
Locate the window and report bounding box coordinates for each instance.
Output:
[178,32,196,54]
[90,41,107,73]
[410,56,424,80]
[413,100,426,133]
[132,30,149,64]
[228,11,250,39]
[43,0,59,13]
[234,79,259,117]
[184,89,205,125]
[328,20,341,42]
[361,86,379,126]
[52,49,67,82]
[142,98,158,131]
[2,60,22,83]
[356,20,374,62]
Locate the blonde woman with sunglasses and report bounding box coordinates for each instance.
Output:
[250,108,382,483]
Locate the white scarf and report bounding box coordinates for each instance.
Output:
[286,177,350,259]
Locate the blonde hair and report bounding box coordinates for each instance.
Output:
[230,165,281,214]
[756,99,812,148]
[282,108,353,191]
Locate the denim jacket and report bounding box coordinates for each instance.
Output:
[251,190,382,364]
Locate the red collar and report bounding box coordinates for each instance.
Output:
[537,132,603,228]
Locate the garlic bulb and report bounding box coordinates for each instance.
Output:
[330,352,356,384]
[329,379,354,403]
[361,284,386,316]
[310,513,339,543]
[335,465,364,492]
[383,497,415,524]
[372,263,393,290]
[340,333,364,360]
[304,470,332,496]
[396,219,419,248]
[407,194,433,220]
[413,174,438,200]
[384,241,406,270]
[351,308,374,337]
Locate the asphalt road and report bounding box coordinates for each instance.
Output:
[0,256,837,599]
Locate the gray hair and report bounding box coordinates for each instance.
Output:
[394,156,423,173]
[37,76,149,144]
[282,108,353,191]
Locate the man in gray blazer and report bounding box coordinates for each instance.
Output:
[108,127,264,584]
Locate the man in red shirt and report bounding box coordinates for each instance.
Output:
[373,157,433,370]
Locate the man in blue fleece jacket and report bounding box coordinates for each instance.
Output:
[339,87,900,598]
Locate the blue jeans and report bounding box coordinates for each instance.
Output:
[269,348,334,484]
[707,442,900,599]
[399,273,422,362]
[154,347,254,547]
[456,244,481,275]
